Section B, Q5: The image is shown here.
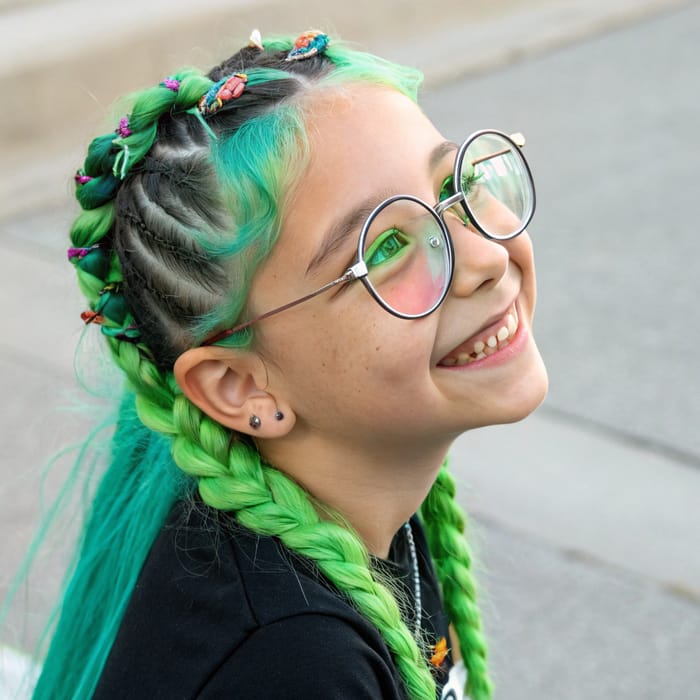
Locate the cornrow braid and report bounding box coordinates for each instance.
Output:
[69,68,215,357]
[53,33,491,700]
[110,65,327,367]
[421,464,493,700]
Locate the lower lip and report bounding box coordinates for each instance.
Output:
[437,304,530,371]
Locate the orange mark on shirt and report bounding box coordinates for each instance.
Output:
[430,636,449,668]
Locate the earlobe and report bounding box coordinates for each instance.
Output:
[173,347,295,438]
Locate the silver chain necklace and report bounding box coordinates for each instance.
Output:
[403,521,422,637]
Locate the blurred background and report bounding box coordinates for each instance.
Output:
[1,0,698,697]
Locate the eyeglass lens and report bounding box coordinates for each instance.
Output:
[361,198,450,317]
[459,132,534,240]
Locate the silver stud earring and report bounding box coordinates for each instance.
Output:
[249,415,261,429]
[274,411,284,421]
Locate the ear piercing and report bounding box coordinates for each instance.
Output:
[249,412,283,429]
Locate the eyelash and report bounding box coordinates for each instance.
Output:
[439,171,479,201]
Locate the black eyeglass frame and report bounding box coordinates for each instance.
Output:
[202,129,535,346]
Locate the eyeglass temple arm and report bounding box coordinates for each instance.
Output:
[202,267,361,345]
[470,133,526,166]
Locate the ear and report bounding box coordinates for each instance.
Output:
[173,346,295,438]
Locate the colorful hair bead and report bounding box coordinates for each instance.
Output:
[161,77,180,92]
[197,73,248,116]
[116,116,132,138]
[285,31,330,62]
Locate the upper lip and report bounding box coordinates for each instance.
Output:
[434,297,519,364]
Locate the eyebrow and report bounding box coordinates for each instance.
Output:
[429,140,460,172]
[305,140,460,276]
[305,198,380,276]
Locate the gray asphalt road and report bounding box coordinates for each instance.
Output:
[1,4,698,698]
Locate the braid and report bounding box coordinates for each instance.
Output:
[169,401,437,699]
[421,464,493,700]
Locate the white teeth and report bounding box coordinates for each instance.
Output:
[440,305,520,367]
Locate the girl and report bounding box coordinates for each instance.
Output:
[26,29,547,699]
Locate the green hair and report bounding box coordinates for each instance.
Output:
[14,35,492,700]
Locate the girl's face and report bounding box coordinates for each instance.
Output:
[248,84,548,457]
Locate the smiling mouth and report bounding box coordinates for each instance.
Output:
[438,304,520,367]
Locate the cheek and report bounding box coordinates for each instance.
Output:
[348,322,437,417]
[377,263,446,316]
[504,233,536,288]
[262,308,432,401]
[500,229,534,263]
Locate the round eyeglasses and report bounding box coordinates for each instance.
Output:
[203,129,535,346]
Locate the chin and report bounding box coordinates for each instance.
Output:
[499,380,548,424]
[491,349,548,426]
[465,341,548,430]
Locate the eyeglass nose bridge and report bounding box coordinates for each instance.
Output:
[434,191,466,218]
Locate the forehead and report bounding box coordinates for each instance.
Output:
[301,84,443,193]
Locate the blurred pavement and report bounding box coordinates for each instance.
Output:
[1,1,699,698]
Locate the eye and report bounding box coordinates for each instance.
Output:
[439,167,482,227]
[364,227,412,268]
[439,175,454,202]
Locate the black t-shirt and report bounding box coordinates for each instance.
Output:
[93,500,463,699]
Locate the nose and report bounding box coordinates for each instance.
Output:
[444,210,509,297]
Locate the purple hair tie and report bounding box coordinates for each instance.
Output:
[74,172,93,185]
[116,116,132,138]
[67,244,98,261]
[162,77,180,92]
